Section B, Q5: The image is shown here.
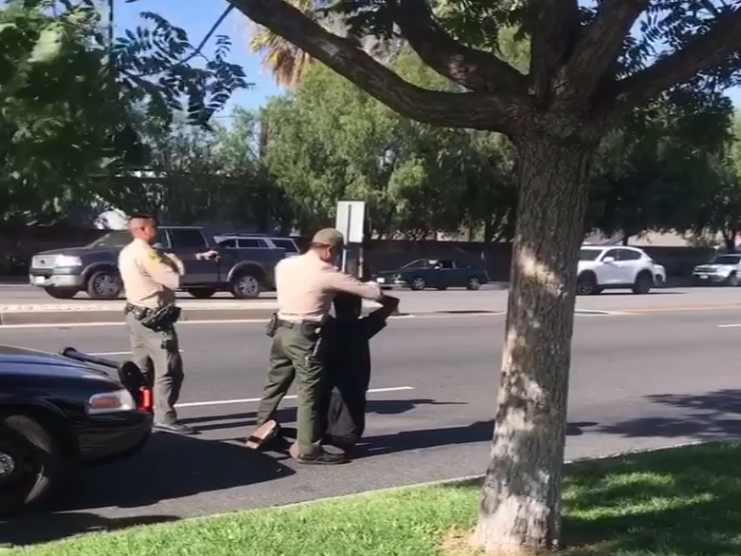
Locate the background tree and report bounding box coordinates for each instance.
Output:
[589,90,734,241]
[0,0,136,224]
[226,0,741,551]
[212,107,294,231]
[0,0,247,226]
[262,49,517,239]
[691,114,741,249]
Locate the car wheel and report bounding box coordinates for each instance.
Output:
[230,271,262,299]
[576,272,597,295]
[632,270,653,294]
[86,270,123,300]
[187,288,217,299]
[728,272,739,287]
[43,286,77,300]
[467,277,482,291]
[0,415,63,517]
[410,276,426,291]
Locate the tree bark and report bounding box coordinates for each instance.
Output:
[471,134,595,553]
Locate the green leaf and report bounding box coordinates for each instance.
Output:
[28,22,64,64]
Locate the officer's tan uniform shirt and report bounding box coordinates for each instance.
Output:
[276,250,382,323]
[118,238,182,309]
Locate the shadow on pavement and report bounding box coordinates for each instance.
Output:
[597,389,741,440]
[358,420,597,457]
[181,398,460,433]
[1,432,293,545]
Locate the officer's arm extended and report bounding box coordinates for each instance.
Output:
[324,270,383,301]
[141,249,181,290]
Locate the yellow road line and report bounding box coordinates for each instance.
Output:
[617,305,741,314]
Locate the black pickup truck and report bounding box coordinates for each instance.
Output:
[28,226,285,300]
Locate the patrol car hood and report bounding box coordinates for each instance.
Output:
[35,246,116,257]
[0,345,114,382]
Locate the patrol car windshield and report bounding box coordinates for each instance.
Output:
[87,231,130,247]
[579,248,602,261]
[711,255,741,265]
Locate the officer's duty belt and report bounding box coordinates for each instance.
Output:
[276,318,320,330]
[124,303,150,316]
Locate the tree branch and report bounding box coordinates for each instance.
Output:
[134,6,235,77]
[384,0,527,94]
[560,0,649,106]
[228,0,529,133]
[529,0,581,105]
[615,7,741,110]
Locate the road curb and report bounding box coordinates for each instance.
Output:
[0,308,505,326]
[0,308,276,326]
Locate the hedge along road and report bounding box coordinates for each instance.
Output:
[0,286,740,326]
[2,308,741,546]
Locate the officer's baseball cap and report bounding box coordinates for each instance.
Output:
[311,228,344,247]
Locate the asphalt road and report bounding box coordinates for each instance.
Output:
[3,309,741,545]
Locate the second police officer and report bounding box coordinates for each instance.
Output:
[118,214,218,435]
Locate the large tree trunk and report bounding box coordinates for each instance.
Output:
[471,134,596,553]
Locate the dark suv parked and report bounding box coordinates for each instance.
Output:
[28,226,286,300]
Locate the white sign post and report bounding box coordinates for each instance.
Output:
[335,200,366,273]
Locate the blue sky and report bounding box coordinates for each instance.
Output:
[118,0,741,116]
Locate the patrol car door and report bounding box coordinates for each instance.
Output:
[164,229,219,285]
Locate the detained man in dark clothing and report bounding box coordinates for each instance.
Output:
[320,292,399,453]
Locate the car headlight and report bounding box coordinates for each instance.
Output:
[54,255,82,267]
[87,389,136,415]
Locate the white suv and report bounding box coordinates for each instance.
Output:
[214,234,300,256]
[577,246,657,295]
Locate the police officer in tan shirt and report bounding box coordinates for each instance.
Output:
[247,228,386,464]
[119,214,217,435]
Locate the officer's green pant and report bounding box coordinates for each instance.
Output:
[126,312,184,425]
[255,326,323,455]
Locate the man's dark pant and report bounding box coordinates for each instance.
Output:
[324,364,370,444]
[126,312,183,425]
[255,325,324,455]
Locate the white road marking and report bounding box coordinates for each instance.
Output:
[175,386,415,408]
[718,323,741,328]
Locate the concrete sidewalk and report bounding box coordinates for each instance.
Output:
[0,300,382,325]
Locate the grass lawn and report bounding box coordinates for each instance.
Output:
[11,441,741,556]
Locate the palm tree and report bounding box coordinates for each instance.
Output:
[245,1,398,87]
[245,0,323,87]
